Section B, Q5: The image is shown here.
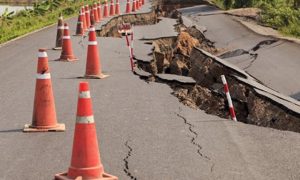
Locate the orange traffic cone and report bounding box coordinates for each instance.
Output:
[97,2,102,21]
[75,10,84,36]
[85,5,91,29]
[24,49,65,132]
[142,0,144,5]
[109,0,114,16]
[125,0,131,13]
[90,8,95,26]
[103,0,109,18]
[58,23,78,61]
[54,82,118,180]
[132,0,136,12]
[81,7,88,32]
[115,0,120,15]
[93,3,100,23]
[53,15,64,50]
[82,26,109,79]
[136,0,140,10]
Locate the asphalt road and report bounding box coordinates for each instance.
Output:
[0,1,300,180]
[179,5,300,100]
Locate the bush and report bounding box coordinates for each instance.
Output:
[0,0,98,43]
[213,0,300,38]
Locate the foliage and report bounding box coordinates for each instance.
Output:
[223,0,233,9]
[0,0,97,44]
[213,0,300,38]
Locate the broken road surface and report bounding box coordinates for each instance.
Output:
[179,5,300,100]
[0,1,299,179]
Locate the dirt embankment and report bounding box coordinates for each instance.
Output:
[141,24,300,132]
[97,11,158,37]
[96,0,300,133]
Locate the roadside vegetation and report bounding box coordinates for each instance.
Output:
[0,0,96,44]
[213,0,300,37]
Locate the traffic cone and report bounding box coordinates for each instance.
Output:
[85,5,91,29]
[81,7,88,32]
[103,0,109,18]
[24,49,65,132]
[97,2,102,21]
[93,3,100,23]
[109,0,114,16]
[132,0,136,12]
[90,7,95,26]
[142,0,144,5]
[53,15,64,50]
[125,0,131,13]
[136,0,140,10]
[75,10,84,36]
[54,82,118,180]
[115,0,120,15]
[83,26,109,79]
[57,23,78,62]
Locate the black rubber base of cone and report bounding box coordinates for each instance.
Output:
[23,123,65,132]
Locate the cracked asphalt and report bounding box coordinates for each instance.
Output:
[0,1,300,180]
[179,5,300,100]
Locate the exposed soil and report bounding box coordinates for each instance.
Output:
[139,30,300,132]
[97,11,158,37]
[96,0,300,133]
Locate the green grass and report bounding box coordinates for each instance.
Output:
[0,0,100,44]
[213,0,300,38]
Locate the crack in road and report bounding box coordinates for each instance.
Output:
[218,49,257,59]
[123,140,137,180]
[251,39,278,52]
[219,39,278,60]
[176,111,210,161]
[218,39,279,70]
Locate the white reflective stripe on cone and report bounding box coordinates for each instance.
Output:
[38,52,48,58]
[89,27,96,31]
[64,26,69,30]
[57,26,64,30]
[88,41,97,45]
[36,73,51,79]
[76,115,95,124]
[79,91,91,98]
[63,36,70,39]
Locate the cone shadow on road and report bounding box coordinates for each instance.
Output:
[0,129,23,133]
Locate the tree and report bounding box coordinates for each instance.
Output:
[224,0,233,9]
[234,0,254,8]
[294,0,300,8]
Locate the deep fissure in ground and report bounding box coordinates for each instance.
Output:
[97,0,300,133]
